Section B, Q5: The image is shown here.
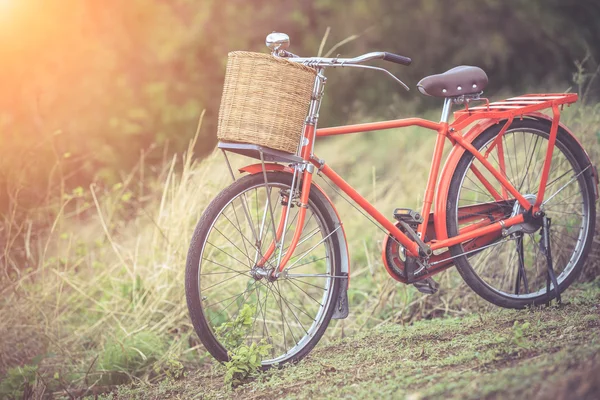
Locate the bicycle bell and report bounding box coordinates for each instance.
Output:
[266,32,290,54]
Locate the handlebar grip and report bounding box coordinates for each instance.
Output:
[382,52,412,66]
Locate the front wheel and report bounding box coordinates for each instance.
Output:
[185,171,343,366]
[446,119,596,309]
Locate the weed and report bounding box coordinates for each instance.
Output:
[214,304,273,387]
[99,331,166,384]
[223,340,272,387]
[1,99,598,397]
[162,358,185,381]
[511,321,532,349]
[0,364,38,400]
[215,303,256,350]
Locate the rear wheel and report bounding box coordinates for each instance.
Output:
[185,172,342,366]
[446,119,596,308]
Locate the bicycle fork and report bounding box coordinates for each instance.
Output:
[255,164,315,276]
[257,68,326,275]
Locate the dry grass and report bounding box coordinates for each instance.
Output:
[0,100,598,396]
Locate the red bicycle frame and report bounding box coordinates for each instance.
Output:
[253,93,579,274]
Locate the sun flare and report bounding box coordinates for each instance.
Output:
[0,0,12,10]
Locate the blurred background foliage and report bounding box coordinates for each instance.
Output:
[1,1,600,393]
[0,0,598,214]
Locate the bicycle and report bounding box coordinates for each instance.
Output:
[185,32,599,367]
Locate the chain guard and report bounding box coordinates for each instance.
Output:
[384,222,422,281]
[384,231,408,280]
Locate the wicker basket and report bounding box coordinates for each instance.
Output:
[217,51,317,154]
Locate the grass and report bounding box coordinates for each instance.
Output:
[100,280,600,399]
[0,94,599,398]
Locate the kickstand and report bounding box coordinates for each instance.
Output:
[540,215,561,306]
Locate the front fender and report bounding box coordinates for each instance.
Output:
[239,163,351,288]
[239,163,294,175]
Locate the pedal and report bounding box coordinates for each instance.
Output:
[393,209,432,257]
[413,277,439,295]
[393,208,424,224]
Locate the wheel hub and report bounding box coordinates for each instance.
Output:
[251,266,278,281]
[510,194,540,234]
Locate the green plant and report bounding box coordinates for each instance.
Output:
[223,341,272,388]
[512,321,531,349]
[214,304,273,387]
[164,358,185,380]
[0,364,38,400]
[214,303,257,350]
[0,93,597,398]
[99,331,166,384]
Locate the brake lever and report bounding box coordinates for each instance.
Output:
[340,64,410,91]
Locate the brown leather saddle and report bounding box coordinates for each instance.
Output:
[417,66,488,98]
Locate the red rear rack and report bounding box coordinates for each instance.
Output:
[452,93,578,131]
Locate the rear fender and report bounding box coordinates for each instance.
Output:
[239,163,350,288]
[434,113,599,243]
[434,118,502,242]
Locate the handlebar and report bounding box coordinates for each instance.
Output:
[281,51,412,91]
[267,31,411,90]
[382,52,412,66]
[281,51,411,67]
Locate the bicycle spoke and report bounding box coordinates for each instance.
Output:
[463,178,493,199]
[518,134,541,192]
[283,226,322,261]
[209,286,254,325]
[202,272,247,292]
[454,125,591,302]
[282,208,300,240]
[543,166,590,206]
[200,270,247,276]
[205,286,256,309]
[261,282,299,350]
[212,226,253,268]
[503,135,517,186]
[202,257,251,277]
[287,226,340,270]
[222,207,260,256]
[543,191,582,208]
[544,200,583,208]
[206,241,249,269]
[285,277,324,307]
[288,255,329,270]
[286,276,329,290]
[190,174,341,365]
[275,280,293,348]
[259,280,271,354]
[458,197,499,204]
[250,282,265,344]
[269,281,313,333]
[498,245,518,292]
[542,168,573,194]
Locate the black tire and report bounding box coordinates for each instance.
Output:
[446,118,596,308]
[185,171,342,366]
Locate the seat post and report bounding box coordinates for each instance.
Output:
[440,97,452,123]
